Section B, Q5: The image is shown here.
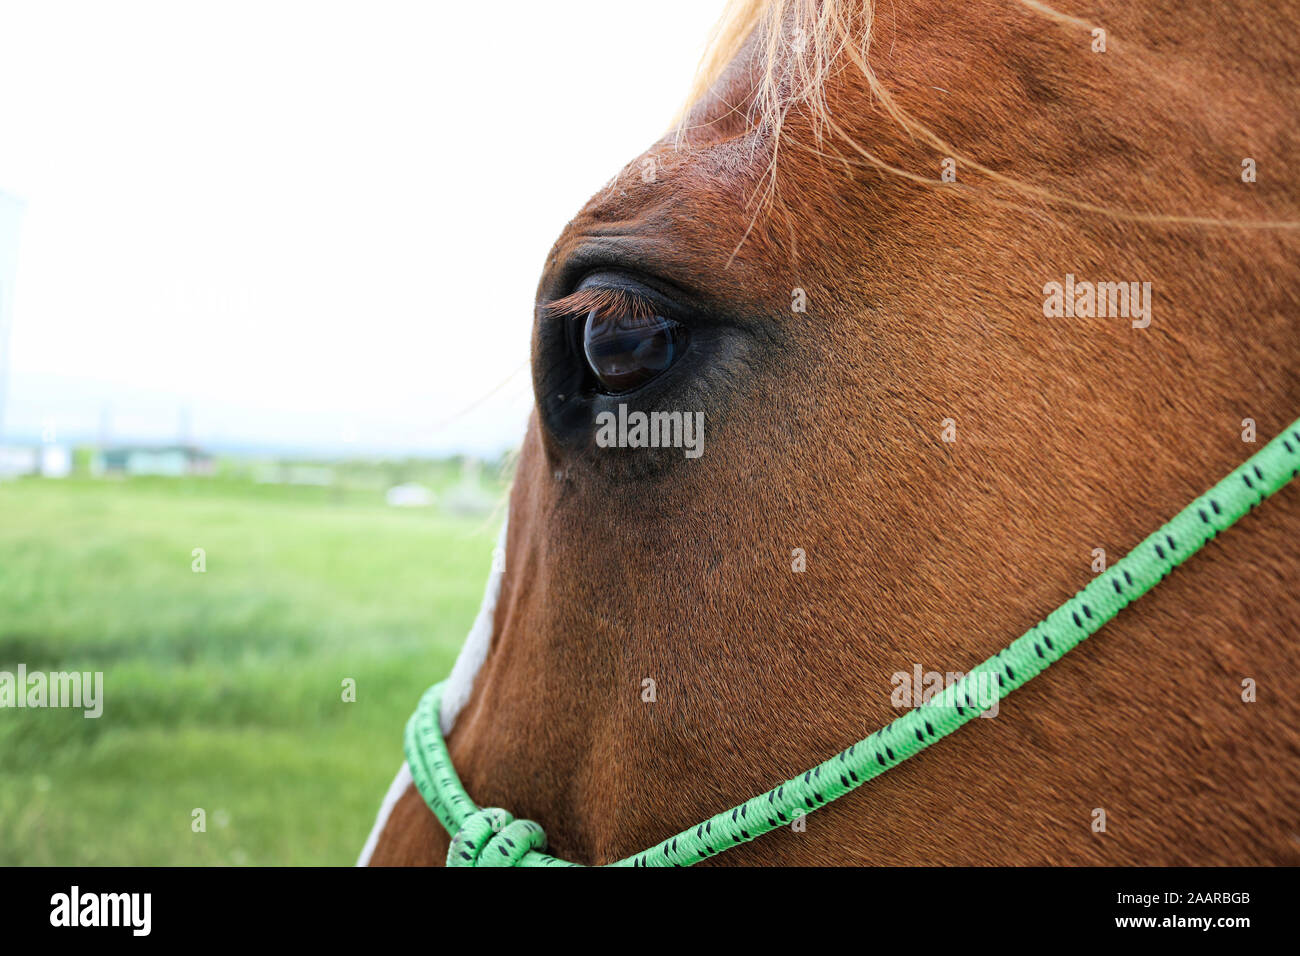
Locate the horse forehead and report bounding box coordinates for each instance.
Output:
[566,136,766,231]
[536,142,783,308]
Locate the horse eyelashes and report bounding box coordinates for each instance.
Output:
[541,286,657,323]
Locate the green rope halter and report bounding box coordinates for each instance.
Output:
[404,418,1300,866]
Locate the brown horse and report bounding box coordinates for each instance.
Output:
[363,0,1300,865]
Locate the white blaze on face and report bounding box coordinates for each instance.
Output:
[356,513,509,865]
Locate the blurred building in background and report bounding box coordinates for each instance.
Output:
[92,444,215,478]
[385,482,435,508]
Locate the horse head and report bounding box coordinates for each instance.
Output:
[366,0,1300,866]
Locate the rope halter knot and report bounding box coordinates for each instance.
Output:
[446,807,548,867]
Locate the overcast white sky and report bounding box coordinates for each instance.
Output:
[0,0,727,456]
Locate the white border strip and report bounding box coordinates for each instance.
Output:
[355,761,413,866]
[355,513,509,865]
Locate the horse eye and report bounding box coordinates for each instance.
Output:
[581,309,686,393]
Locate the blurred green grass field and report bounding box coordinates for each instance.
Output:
[0,475,502,865]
